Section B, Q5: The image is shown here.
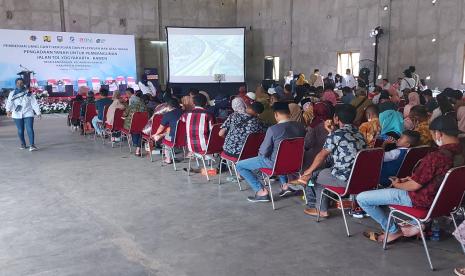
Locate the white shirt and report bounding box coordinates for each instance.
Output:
[384,147,408,162]
[400,78,416,92]
[6,90,41,119]
[342,74,357,88]
[284,76,293,85]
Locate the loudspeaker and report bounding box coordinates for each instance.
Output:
[45,85,52,94]
[65,85,74,96]
[118,84,128,92]
[264,59,273,80]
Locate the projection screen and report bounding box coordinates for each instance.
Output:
[167,27,245,83]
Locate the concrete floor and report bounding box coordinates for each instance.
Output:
[0,114,464,276]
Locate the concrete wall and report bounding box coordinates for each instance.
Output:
[1,0,465,89]
[388,0,465,89]
[238,0,465,89]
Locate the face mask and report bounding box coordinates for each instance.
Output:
[435,139,443,146]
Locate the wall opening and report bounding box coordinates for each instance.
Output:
[337,51,360,77]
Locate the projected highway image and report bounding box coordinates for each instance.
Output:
[168,34,244,79]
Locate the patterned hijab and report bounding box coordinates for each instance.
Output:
[289,103,303,124]
[302,102,314,126]
[232,97,247,114]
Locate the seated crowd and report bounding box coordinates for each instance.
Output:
[71,66,465,247]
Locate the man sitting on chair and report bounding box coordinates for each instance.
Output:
[236,102,305,203]
[357,115,464,244]
[296,104,366,217]
[181,94,215,169]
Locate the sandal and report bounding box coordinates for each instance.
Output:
[363,230,404,244]
[363,231,383,242]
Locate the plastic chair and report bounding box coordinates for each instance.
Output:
[141,114,163,161]
[105,108,124,147]
[258,137,305,210]
[162,120,187,171]
[187,124,225,181]
[218,132,266,191]
[68,101,81,129]
[396,146,432,178]
[81,103,97,136]
[384,166,465,270]
[316,148,385,236]
[120,112,149,153]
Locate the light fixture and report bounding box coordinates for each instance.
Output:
[432,0,437,5]
[377,74,383,79]
[264,55,274,60]
[426,75,431,80]
[383,5,388,11]
[150,40,167,44]
[369,26,384,38]
[431,38,436,42]
[372,42,376,46]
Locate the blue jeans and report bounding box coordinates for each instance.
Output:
[91,116,103,135]
[235,156,288,193]
[131,134,142,147]
[14,117,35,146]
[356,188,413,233]
[305,168,348,212]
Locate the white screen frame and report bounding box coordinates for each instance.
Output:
[166,27,245,83]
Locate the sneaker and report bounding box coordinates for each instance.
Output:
[352,208,366,219]
[247,194,271,203]
[19,144,27,150]
[279,188,294,197]
[29,145,38,152]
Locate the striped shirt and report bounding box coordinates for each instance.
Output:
[181,107,215,153]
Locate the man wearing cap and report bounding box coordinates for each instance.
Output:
[236,102,305,202]
[357,115,464,244]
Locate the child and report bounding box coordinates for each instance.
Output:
[379,130,421,187]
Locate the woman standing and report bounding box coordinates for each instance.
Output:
[6,78,41,151]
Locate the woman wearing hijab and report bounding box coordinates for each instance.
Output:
[302,102,332,168]
[288,103,304,125]
[321,88,338,106]
[230,97,247,114]
[403,91,421,129]
[302,102,314,126]
[379,109,404,141]
[219,100,266,158]
[255,85,269,103]
[123,92,147,156]
[5,78,41,151]
[106,91,126,126]
[296,73,308,86]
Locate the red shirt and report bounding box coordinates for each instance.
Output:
[181,107,215,154]
[409,143,463,208]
